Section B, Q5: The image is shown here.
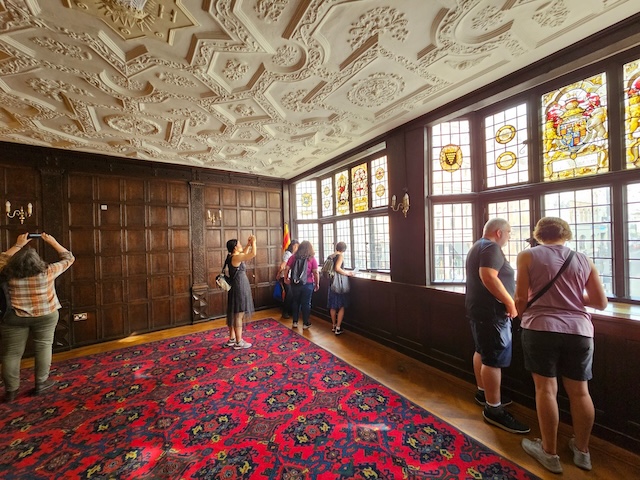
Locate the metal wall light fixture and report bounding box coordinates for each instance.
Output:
[390,192,410,218]
[6,201,32,224]
[207,209,222,225]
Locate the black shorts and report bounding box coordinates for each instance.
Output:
[469,315,512,368]
[521,329,593,381]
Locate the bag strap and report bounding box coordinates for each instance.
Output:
[526,250,576,308]
[221,255,238,279]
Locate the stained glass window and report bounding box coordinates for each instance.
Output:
[351,163,368,213]
[335,170,349,216]
[431,120,472,195]
[321,178,333,217]
[541,73,609,181]
[623,58,640,169]
[432,203,474,282]
[370,156,388,208]
[543,187,612,294]
[485,104,529,187]
[295,180,317,219]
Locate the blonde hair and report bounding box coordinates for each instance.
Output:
[533,217,573,243]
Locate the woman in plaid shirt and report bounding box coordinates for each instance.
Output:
[1,232,74,402]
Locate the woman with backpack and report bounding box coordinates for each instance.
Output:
[283,240,319,329]
[326,242,354,335]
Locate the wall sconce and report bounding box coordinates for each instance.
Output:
[390,192,410,218]
[207,209,222,225]
[6,201,33,224]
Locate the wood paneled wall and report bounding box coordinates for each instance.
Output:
[0,144,283,350]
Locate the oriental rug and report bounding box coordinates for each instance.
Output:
[0,319,539,479]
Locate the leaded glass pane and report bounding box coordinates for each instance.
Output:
[432,203,474,282]
[322,223,334,262]
[431,120,472,195]
[487,199,531,276]
[353,216,390,271]
[623,58,640,169]
[296,223,319,252]
[541,73,609,181]
[321,178,333,217]
[370,155,388,208]
[351,163,369,213]
[543,187,612,294]
[336,220,351,267]
[485,104,529,187]
[626,183,640,297]
[335,170,350,216]
[295,180,317,220]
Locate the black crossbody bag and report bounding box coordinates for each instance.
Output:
[526,250,576,308]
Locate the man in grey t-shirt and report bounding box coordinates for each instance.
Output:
[465,218,529,434]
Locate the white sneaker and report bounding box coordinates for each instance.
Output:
[522,438,562,474]
[223,339,236,347]
[569,437,592,471]
[233,340,252,350]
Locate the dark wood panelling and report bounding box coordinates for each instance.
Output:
[0,145,283,372]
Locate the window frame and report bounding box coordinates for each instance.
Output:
[292,149,391,273]
[426,50,640,302]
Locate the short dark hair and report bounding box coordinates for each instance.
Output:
[287,239,299,253]
[336,241,347,252]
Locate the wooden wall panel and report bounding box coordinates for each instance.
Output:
[0,144,283,353]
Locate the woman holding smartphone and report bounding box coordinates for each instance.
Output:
[1,232,74,402]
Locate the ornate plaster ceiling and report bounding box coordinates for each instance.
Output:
[0,1,637,179]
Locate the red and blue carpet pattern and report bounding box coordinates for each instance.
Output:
[0,319,539,479]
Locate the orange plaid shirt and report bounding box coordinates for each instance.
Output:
[6,250,75,317]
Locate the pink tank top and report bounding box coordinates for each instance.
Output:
[520,244,593,337]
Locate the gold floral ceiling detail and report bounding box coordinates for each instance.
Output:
[0,1,637,179]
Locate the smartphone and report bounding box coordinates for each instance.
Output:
[28,233,42,239]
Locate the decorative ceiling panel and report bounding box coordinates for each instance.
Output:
[0,0,636,179]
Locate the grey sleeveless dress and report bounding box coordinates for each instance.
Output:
[226,260,254,326]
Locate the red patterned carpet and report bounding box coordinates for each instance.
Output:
[0,319,539,479]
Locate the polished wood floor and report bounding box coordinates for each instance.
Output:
[21,308,640,479]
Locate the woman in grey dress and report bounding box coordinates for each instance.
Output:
[224,235,256,350]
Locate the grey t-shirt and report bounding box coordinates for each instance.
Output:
[465,238,514,320]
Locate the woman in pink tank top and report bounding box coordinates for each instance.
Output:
[515,217,607,474]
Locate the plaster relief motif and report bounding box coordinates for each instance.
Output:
[0,0,634,178]
[223,59,249,80]
[349,7,409,50]
[254,0,287,23]
[533,0,569,27]
[105,114,161,135]
[348,73,405,109]
[31,37,92,61]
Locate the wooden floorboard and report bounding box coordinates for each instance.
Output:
[20,308,640,479]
